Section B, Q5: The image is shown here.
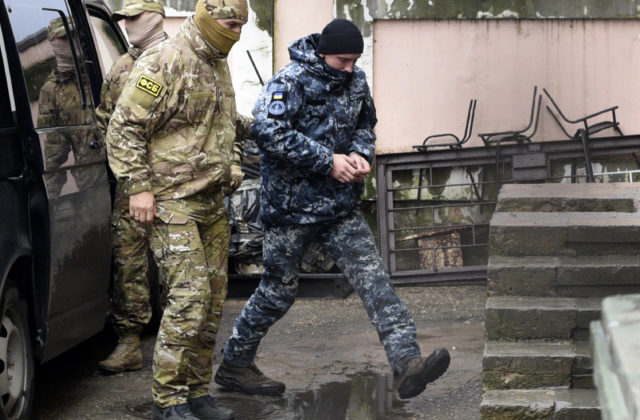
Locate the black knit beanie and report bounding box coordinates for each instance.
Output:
[317,19,364,54]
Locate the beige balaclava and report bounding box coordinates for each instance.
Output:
[113,0,167,50]
[194,0,248,55]
[47,18,75,72]
[125,12,165,49]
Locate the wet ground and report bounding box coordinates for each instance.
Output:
[33,284,486,419]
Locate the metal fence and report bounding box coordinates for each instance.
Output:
[375,135,640,285]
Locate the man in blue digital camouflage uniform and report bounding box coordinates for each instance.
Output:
[215,18,450,400]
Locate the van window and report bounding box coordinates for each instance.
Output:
[89,15,127,77]
[0,39,13,128]
[5,0,94,128]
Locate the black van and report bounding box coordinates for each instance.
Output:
[0,1,127,418]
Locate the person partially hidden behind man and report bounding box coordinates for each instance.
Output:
[214,18,450,401]
[96,0,168,376]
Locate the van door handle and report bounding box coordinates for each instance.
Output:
[2,167,32,182]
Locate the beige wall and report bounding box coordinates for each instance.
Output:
[274,0,333,72]
[373,19,640,154]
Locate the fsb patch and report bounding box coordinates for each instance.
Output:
[136,74,163,97]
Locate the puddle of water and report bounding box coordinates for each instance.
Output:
[277,371,415,420]
[125,371,415,420]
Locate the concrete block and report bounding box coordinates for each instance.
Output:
[572,374,595,390]
[553,389,600,420]
[565,213,640,243]
[557,256,640,287]
[488,256,558,297]
[570,242,640,256]
[490,212,640,257]
[481,389,555,420]
[483,341,574,389]
[490,213,568,256]
[485,297,601,341]
[590,321,631,420]
[488,255,640,298]
[574,328,591,342]
[496,183,638,213]
[573,341,593,375]
[576,298,601,328]
[558,285,640,298]
[486,296,577,340]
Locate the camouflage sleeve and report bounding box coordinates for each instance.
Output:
[38,82,69,196]
[96,75,115,136]
[106,51,179,195]
[250,78,333,174]
[348,80,377,164]
[234,113,253,165]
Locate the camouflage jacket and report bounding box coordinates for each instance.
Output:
[106,17,244,203]
[38,69,101,196]
[96,46,143,135]
[251,34,377,226]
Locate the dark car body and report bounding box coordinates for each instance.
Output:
[0,0,126,417]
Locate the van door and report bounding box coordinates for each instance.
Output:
[4,0,111,361]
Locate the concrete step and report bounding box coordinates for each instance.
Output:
[489,212,640,257]
[495,183,638,213]
[480,388,600,420]
[573,340,595,390]
[488,255,640,297]
[554,389,601,420]
[485,296,600,341]
[483,340,592,390]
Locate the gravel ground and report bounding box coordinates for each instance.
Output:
[33,284,486,419]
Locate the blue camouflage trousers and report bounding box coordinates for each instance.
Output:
[222,210,421,376]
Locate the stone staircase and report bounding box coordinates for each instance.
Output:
[480,183,640,420]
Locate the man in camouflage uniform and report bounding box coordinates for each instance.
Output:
[216,19,451,400]
[39,18,102,197]
[106,1,249,418]
[96,0,168,374]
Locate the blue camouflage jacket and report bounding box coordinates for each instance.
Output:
[252,33,377,227]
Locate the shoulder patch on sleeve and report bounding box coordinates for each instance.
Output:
[135,74,164,97]
[267,91,288,118]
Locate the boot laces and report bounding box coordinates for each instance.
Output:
[249,363,265,377]
[109,337,137,360]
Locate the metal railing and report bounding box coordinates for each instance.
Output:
[376,135,640,285]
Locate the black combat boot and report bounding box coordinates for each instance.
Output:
[214,361,285,396]
[188,395,235,420]
[394,348,450,399]
[151,402,199,420]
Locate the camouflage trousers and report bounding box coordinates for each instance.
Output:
[149,203,230,408]
[222,210,421,376]
[111,187,151,336]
